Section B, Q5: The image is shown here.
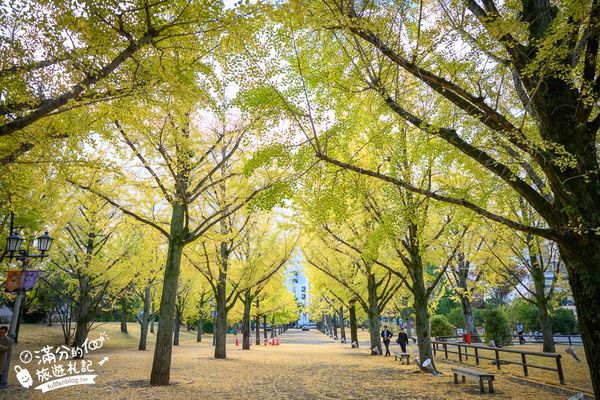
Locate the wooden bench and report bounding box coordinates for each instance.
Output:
[393,352,410,365]
[452,367,495,393]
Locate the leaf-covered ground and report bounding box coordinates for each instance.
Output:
[1,323,592,399]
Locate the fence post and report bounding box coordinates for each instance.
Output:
[458,345,462,362]
[444,343,448,359]
[465,345,468,361]
[495,349,501,370]
[568,336,572,347]
[521,353,528,376]
[474,347,479,365]
[433,342,437,356]
[557,355,565,385]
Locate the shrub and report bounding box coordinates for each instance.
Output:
[430,314,455,337]
[446,308,465,329]
[447,307,484,331]
[202,319,214,334]
[509,300,540,332]
[483,308,512,346]
[551,308,578,335]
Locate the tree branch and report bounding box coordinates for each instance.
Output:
[316,152,558,240]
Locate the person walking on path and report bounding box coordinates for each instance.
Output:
[381,325,393,356]
[0,326,14,388]
[396,327,409,353]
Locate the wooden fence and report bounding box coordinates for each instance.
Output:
[431,340,565,384]
[435,334,582,346]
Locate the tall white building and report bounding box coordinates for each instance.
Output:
[285,255,310,326]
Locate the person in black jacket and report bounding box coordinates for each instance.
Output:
[381,325,393,356]
[396,327,409,353]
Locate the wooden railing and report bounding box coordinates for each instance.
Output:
[431,340,565,384]
[435,334,582,346]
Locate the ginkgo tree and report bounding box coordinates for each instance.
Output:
[0,0,226,141]
[127,225,165,351]
[308,265,359,346]
[42,193,141,350]
[70,80,272,384]
[298,175,404,355]
[278,1,600,393]
[232,214,298,350]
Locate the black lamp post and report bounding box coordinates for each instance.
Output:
[4,230,53,337]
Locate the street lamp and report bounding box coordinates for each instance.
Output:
[35,232,53,253]
[5,231,23,253]
[4,231,53,337]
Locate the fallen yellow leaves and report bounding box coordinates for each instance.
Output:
[1,324,591,399]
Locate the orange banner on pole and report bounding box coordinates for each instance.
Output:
[3,270,21,292]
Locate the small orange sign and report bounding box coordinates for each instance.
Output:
[3,270,21,292]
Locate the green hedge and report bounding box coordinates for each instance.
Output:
[483,308,512,346]
[430,314,455,337]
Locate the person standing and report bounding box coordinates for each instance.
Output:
[516,321,525,345]
[396,327,409,353]
[0,326,14,388]
[381,325,392,356]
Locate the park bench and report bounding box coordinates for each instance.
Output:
[393,352,410,365]
[452,367,495,393]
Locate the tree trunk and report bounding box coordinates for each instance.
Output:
[413,280,436,371]
[460,296,478,341]
[330,315,334,337]
[456,257,478,342]
[532,273,555,352]
[367,273,382,355]
[72,289,92,353]
[173,312,180,346]
[332,314,338,339]
[242,292,252,350]
[255,315,261,345]
[537,295,555,352]
[120,299,128,333]
[47,309,53,327]
[72,319,90,356]
[339,307,346,342]
[150,203,185,386]
[530,246,556,353]
[263,315,268,340]
[559,239,600,396]
[212,318,216,346]
[349,302,358,348]
[196,316,203,342]
[59,302,74,345]
[139,284,151,350]
[150,305,155,334]
[196,291,206,343]
[270,316,275,338]
[214,241,229,359]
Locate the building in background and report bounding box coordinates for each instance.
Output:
[285,255,310,326]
